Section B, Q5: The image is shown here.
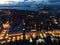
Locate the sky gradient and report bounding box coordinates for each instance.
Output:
[0,0,60,1]
[0,0,60,4]
[0,0,38,1]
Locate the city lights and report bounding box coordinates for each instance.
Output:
[2,22,10,29]
[0,3,60,45]
[17,36,20,40]
[12,37,16,42]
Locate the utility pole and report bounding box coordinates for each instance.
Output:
[23,19,26,40]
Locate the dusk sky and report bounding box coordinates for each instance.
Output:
[0,0,48,4]
[0,0,45,1]
[0,0,60,4]
[0,0,60,2]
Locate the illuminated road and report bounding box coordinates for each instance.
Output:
[0,21,60,45]
[0,29,60,45]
